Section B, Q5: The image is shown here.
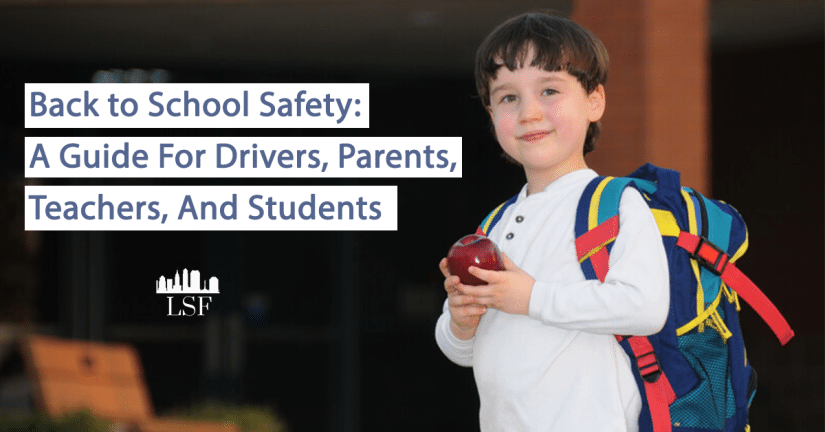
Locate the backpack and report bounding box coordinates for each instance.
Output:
[475,163,794,432]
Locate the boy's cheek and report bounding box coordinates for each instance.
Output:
[491,112,516,135]
[492,125,511,146]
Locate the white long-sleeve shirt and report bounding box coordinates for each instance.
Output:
[436,169,670,432]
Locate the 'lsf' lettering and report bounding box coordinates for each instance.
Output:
[167,296,212,316]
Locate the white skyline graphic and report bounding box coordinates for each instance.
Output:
[156,269,219,294]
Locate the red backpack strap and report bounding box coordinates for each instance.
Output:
[676,232,794,345]
[617,335,677,432]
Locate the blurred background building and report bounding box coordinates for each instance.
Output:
[0,0,822,431]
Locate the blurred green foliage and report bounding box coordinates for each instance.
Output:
[0,409,112,432]
[0,402,286,432]
[164,401,288,432]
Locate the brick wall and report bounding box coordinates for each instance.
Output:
[572,0,710,195]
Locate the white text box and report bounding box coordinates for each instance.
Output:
[25,84,368,128]
[25,185,397,231]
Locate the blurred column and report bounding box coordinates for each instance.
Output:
[202,232,243,401]
[572,0,710,195]
[64,232,88,339]
[87,232,106,341]
[331,231,359,432]
[62,230,107,341]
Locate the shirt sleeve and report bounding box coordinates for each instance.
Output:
[527,188,670,336]
[435,299,475,367]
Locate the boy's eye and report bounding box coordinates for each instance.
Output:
[542,88,558,96]
[500,94,518,103]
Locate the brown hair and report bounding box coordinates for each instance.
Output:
[475,12,609,155]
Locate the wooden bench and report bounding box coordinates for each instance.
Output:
[20,335,238,432]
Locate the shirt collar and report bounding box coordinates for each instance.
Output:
[516,168,598,203]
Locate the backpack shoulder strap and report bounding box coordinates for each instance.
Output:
[476,194,518,236]
[574,176,637,283]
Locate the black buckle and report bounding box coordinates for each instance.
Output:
[689,236,729,276]
[636,350,662,383]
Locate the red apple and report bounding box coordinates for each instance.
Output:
[447,234,505,285]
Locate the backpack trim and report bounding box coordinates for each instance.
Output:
[677,187,730,338]
[476,194,518,236]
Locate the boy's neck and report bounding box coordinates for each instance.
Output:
[524,158,590,196]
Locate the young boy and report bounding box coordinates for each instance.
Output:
[435,13,670,432]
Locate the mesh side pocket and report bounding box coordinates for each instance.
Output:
[670,330,736,429]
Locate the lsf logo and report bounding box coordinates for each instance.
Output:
[156,269,219,316]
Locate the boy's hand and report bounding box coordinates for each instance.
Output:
[440,258,487,340]
[458,252,535,316]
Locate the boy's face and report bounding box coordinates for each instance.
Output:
[487,53,605,184]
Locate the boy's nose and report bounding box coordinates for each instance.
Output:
[518,97,543,123]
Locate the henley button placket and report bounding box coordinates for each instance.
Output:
[505,233,514,240]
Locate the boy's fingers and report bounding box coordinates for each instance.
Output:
[466,265,496,284]
[457,305,487,316]
[451,300,487,315]
[439,258,452,278]
[458,284,493,299]
[467,294,493,306]
[443,275,461,292]
[449,294,477,307]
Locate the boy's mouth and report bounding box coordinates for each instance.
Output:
[519,131,551,142]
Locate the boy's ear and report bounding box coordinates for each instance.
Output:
[587,84,606,122]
